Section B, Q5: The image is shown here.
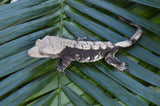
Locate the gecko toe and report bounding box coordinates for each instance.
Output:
[57,67,62,76]
[120,70,124,72]
[125,68,129,72]
[125,62,129,66]
[62,71,65,75]
[58,71,61,76]
[57,71,65,76]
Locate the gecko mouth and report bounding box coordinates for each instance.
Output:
[28,47,49,58]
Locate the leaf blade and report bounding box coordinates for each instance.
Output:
[74,63,148,106]
[63,86,92,106]
[0,0,60,29]
[66,69,120,106]
[84,0,160,36]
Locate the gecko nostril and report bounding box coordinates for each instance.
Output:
[28,50,32,56]
[28,52,31,56]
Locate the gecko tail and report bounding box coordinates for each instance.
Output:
[115,17,142,48]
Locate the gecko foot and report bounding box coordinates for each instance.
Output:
[118,68,129,72]
[58,71,65,76]
[57,66,65,76]
[125,68,129,72]
[76,35,88,41]
[114,61,129,72]
[125,62,129,66]
[117,62,129,72]
[105,56,129,72]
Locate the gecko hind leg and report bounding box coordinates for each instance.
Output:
[105,52,129,72]
[57,59,71,76]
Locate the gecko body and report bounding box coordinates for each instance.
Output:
[28,18,142,75]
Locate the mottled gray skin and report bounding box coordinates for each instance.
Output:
[28,18,142,75]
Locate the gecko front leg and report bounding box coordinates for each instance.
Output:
[76,35,88,41]
[105,51,129,72]
[57,59,71,76]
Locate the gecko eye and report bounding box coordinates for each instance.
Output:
[39,51,45,55]
[39,47,45,55]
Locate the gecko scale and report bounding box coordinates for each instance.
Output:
[28,17,142,75]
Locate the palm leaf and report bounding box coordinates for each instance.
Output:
[0,0,160,105]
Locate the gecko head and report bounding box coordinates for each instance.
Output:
[28,36,64,58]
[28,43,50,58]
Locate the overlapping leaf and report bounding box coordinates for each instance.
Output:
[129,0,160,9]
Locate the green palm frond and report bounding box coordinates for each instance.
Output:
[0,0,160,105]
